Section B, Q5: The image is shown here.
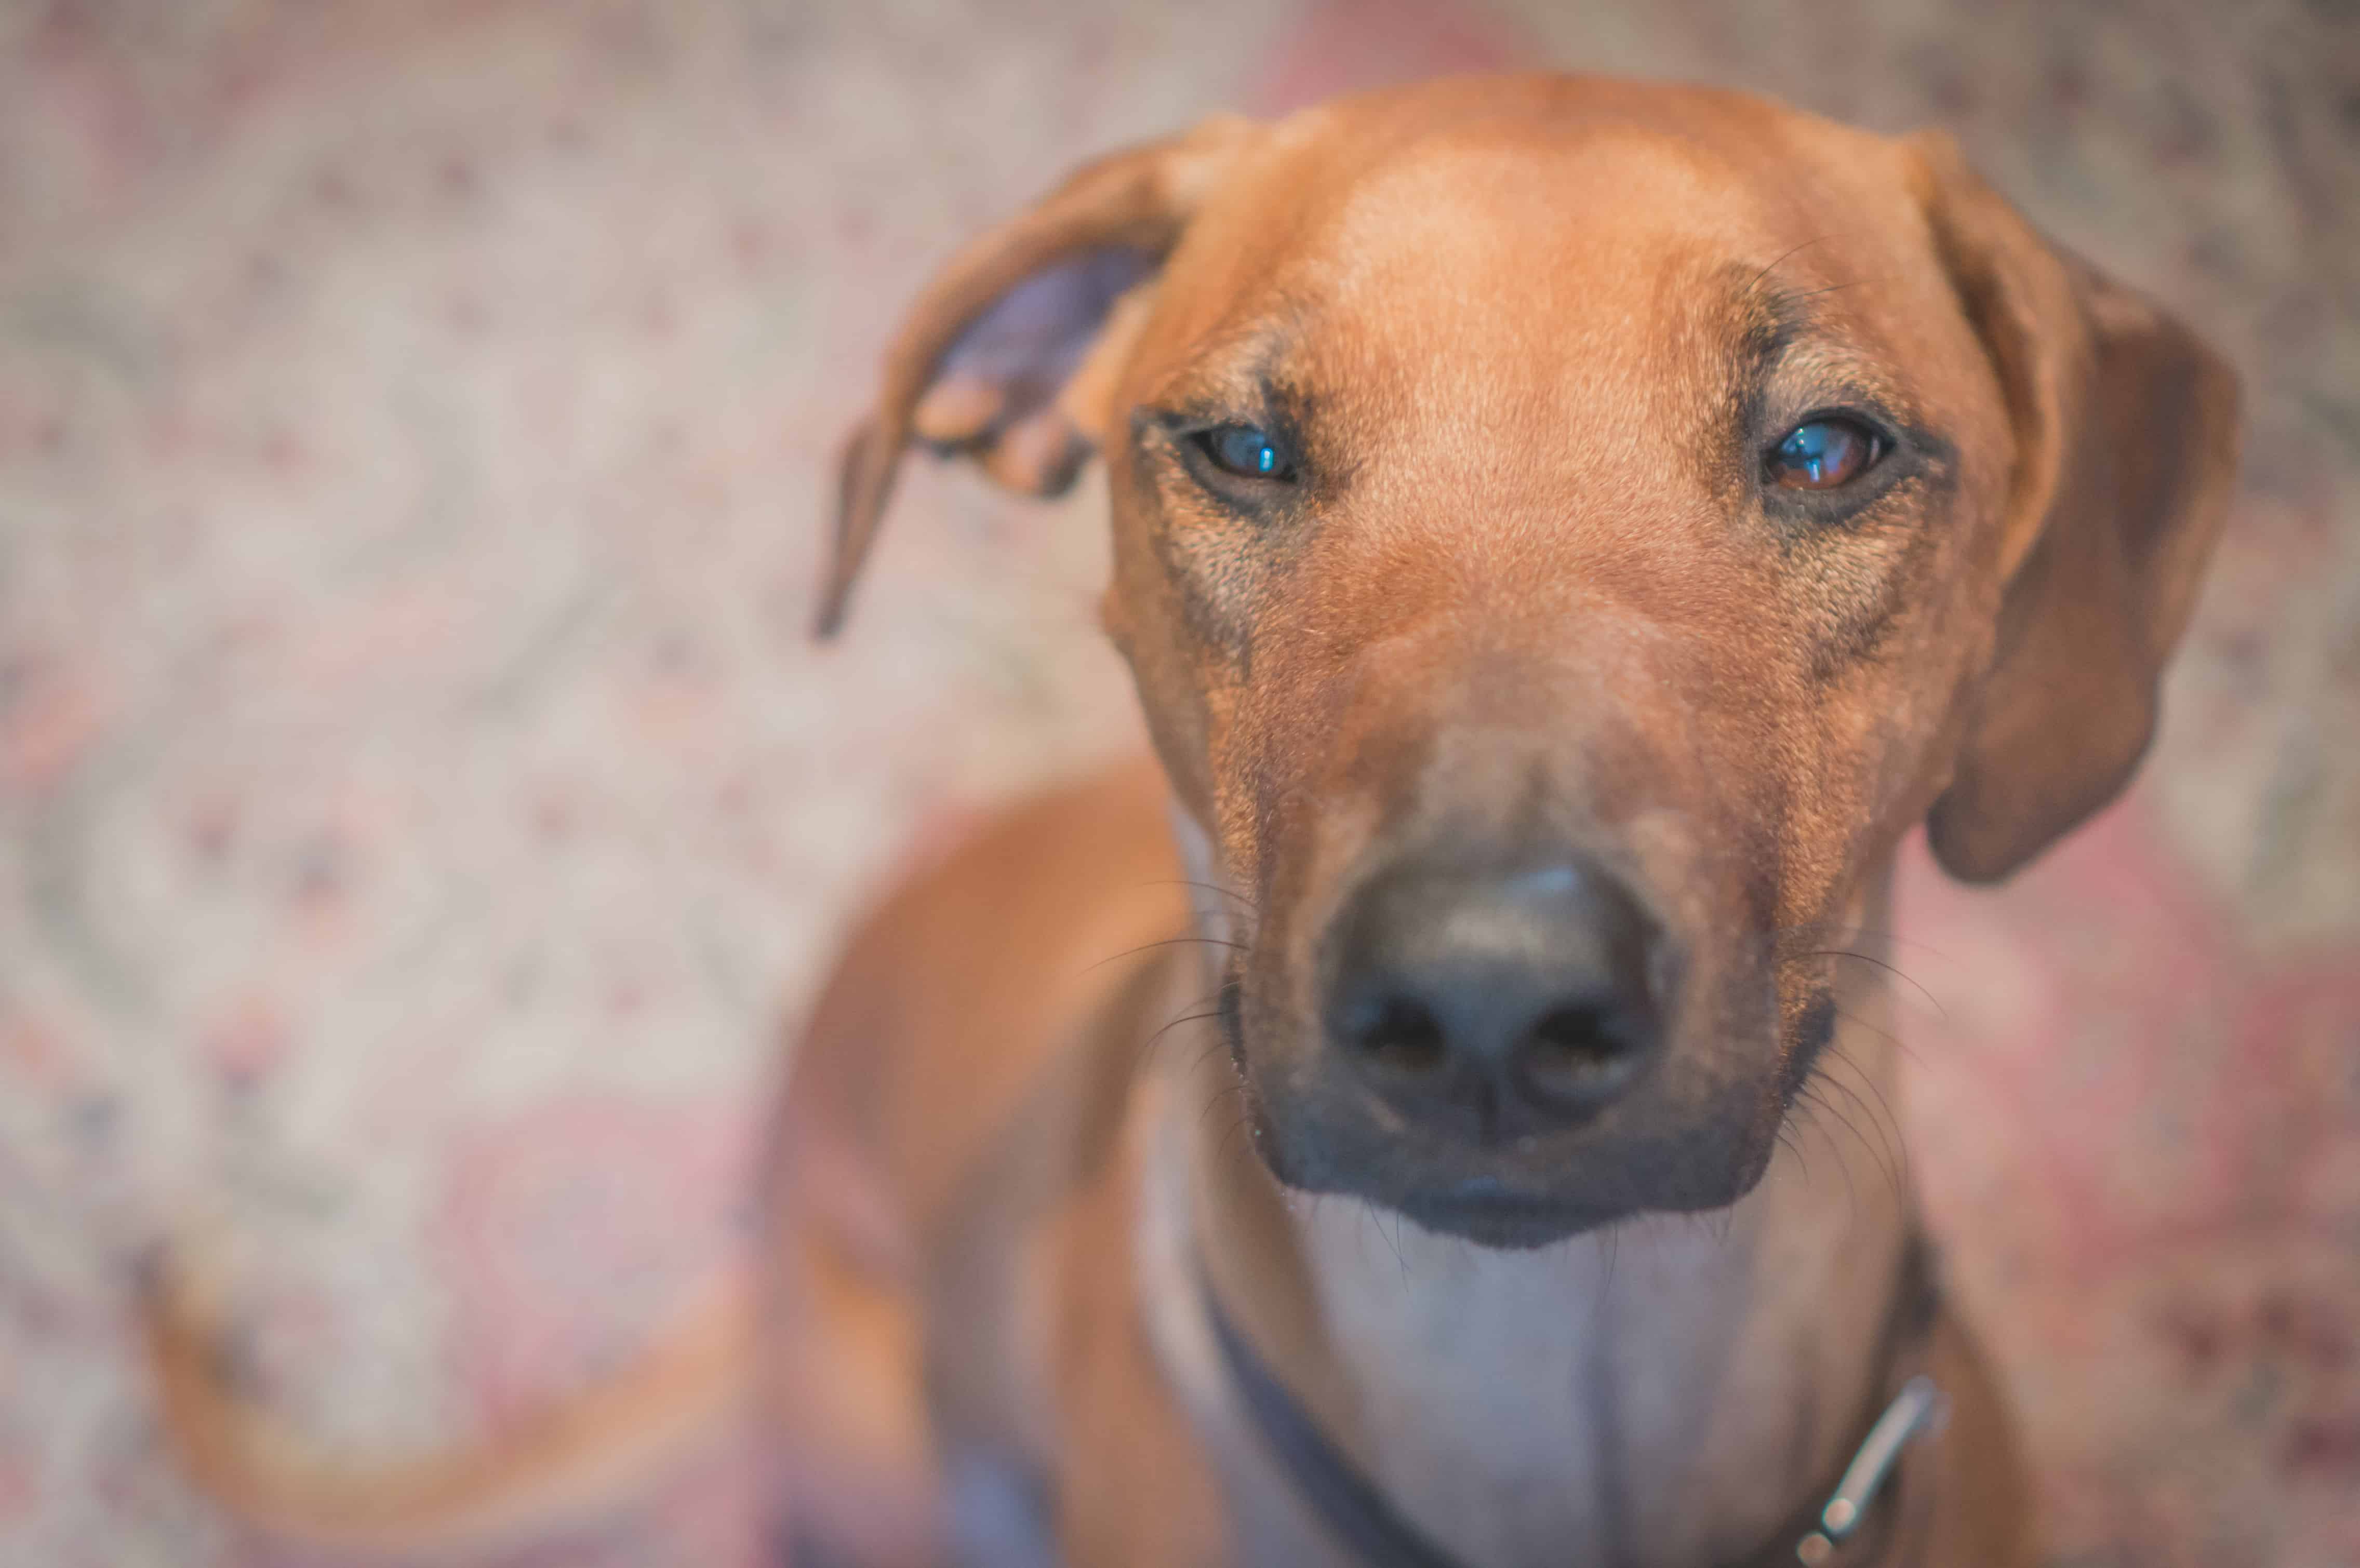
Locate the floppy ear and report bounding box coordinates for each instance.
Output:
[817,115,1260,637]
[1911,132,2242,882]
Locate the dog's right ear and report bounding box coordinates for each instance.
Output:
[817,116,1261,638]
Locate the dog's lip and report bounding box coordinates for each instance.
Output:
[1433,1173,1551,1205]
[1394,1179,1622,1247]
[1407,1175,1593,1226]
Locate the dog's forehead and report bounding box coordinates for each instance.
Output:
[1260,75,1909,255]
[1305,125,1774,271]
[1280,136,1776,412]
[1155,81,1934,413]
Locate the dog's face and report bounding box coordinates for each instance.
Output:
[828,77,2237,1247]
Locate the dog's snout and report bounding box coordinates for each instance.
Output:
[1325,857,1665,1141]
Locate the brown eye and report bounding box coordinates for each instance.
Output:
[1768,418,1883,490]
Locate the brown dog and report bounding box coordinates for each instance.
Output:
[149,74,2238,1567]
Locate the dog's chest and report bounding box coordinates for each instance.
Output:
[1301,1215,1795,1568]
[1314,1229,1613,1565]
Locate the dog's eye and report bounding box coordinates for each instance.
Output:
[1768,418,1883,490]
[1194,423,1296,483]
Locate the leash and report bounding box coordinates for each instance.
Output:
[1196,1236,1946,1568]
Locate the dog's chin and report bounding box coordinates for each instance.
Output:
[1246,1095,1779,1252]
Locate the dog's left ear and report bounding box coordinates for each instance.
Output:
[817,115,1261,637]
[1911,131,2242,883]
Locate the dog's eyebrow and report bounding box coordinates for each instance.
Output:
[1136,347,1327,492]
[1722,273,1817,448]
[1737,278,1818,384]
[1141,323,1301,419]
[1739,277,1930,436]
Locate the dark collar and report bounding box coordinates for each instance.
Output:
[1196,1234,1945,1568]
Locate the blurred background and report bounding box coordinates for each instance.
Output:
[0,1,2353,1564]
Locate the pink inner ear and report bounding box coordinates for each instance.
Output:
[934,247,1156,424]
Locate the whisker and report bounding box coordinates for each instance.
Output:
[1806,1067,1906,1205]
[1786,949,1947,1021]
[1212,1095,1257,1177]
[1792,1095,1863,1224]
[1778,1108,1816,1186]
[1184,1031,1236,1075]
[1364,1204,1410,1289]
[1827,1001,1928,1070]
[1199,1076,1247,1136]
[1821,1042,1914,1191]
[1136,1002,1224,1065]
[1140,878,1262,911]
[1815,1065,1904,1186]
[1083,932,1250,975]
[1746,233,1846,294]
[1771,922,1956,964]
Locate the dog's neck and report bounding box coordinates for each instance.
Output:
[1149,850,1916,1568]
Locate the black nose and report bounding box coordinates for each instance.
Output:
[1324,855,1666,1141]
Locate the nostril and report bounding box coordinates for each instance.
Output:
[1526,1002,1634,1063]
[1518,1000,1650,1102]
[1346,996,1450,1076]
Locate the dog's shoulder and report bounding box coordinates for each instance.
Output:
[778,755,1184,1259]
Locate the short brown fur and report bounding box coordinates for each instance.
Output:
[145,74,2237,1568]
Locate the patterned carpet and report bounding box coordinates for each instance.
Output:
[0,2,2352,1564]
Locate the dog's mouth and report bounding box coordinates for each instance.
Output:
[1218,963,1815,1250]
[1238,1087,1767,1248]
[1391,1176,1632,1249]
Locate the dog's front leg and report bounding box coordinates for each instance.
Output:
[766,1191,951,1566]
[1042,1121,1230,1568]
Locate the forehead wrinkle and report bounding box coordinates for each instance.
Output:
[1282,234,1767,531]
